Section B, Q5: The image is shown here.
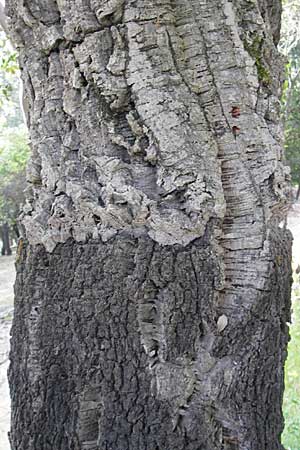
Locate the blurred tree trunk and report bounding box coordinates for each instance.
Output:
[12,223,20,240]
[1,222,12,256]
[296,178,300,200]
[6,1,292,449]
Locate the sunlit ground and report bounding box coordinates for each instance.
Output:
[0,252,14,450]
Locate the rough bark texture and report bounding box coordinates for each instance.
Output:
[6,1,292,449]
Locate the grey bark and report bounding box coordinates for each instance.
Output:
[6,1,292,449]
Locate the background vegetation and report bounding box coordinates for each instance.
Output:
[280,3,300,449]
[281,0,300,194]
[282,278,300,450]
[0,124,29,230]
[0,29,29,247]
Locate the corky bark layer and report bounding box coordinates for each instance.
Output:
[6,0,292,449]
[10,230,291,450]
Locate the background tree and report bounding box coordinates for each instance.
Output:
[0,27,29,254]
[280,0,300,195]
[5,1,292,450]
[0,125,29,248]
[283,82,300,197]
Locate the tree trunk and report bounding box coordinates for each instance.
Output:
[296,179,300,200]
[12,223,20,241]
[1,223,12,256]
[6,1,292,449]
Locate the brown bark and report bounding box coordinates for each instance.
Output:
[6,1,292,449]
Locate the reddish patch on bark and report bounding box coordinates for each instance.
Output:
[232,126,241,137]
[230,106,241,118]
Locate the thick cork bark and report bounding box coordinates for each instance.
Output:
[6,1,292,449]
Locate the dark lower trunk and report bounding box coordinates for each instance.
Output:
[10,229,292,450]
[1,223,12,256]
[13,223,20,240]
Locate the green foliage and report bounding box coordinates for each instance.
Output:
[280,1,300,57]
[0,31,23,128]
[280,1,300,186]
[282,59,300,185]
[0,125,29,177]
[282,279,300,450]
[0,32,18,107]
[285,115,300,185]
[0,125,30,226]
[0,29,29,230]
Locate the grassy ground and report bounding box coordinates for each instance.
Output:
[282,278,300,450]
